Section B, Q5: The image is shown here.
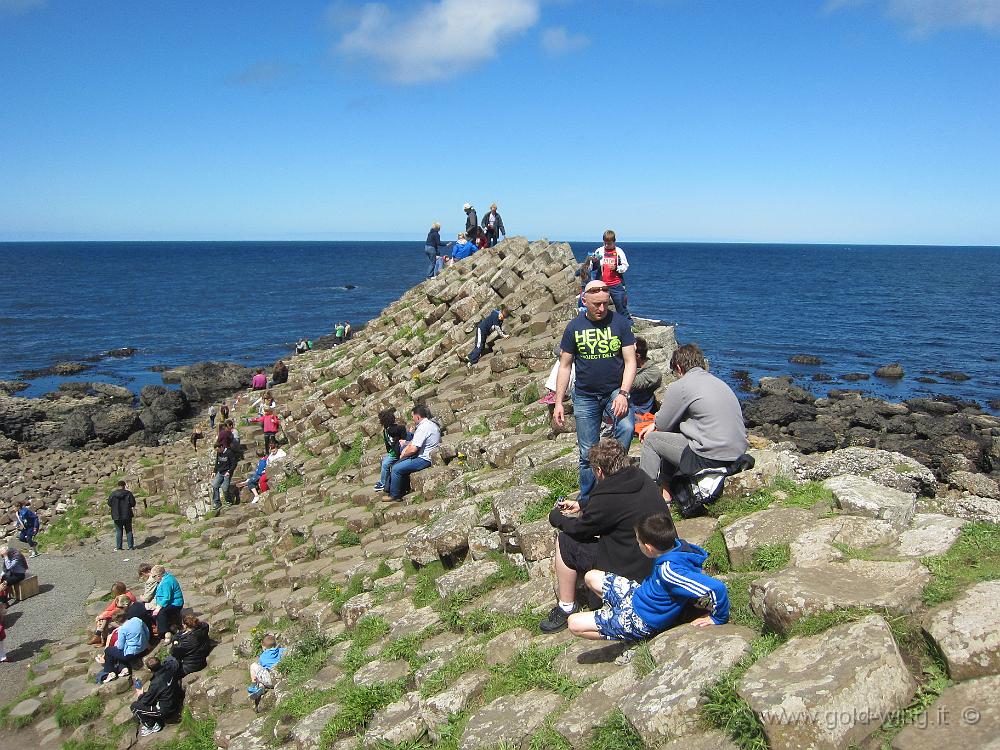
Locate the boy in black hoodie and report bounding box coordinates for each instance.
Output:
[170,615,211,677]
[131,656,183,736]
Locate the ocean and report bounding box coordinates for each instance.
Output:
[1,241,998,410]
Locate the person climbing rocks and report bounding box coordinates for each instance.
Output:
[461,305,510,366]
[15,500,40,556]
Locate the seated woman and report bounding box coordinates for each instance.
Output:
[90,585,136,645]
[97,611,150,680]
[145,565,184,642]
[0,545,28,606]
[271,360,288,385]
[374,408,408,493]
[631,336,663,417]
[170,615,211,677]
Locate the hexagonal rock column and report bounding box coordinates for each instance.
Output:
[822,474,916,528]
[722,507,816,568]
[460,689,563,750]
[749,559,929,634]
[738,615,915,749]
[890,675,1000,749]
[619,624,755,744]
[923,581,1000,681]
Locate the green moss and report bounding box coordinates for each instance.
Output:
[411,561,447,608]
[702,530,731,575]
[590,709,645,750]
[55,695,102,728]
[326,433,364,478]
[522,383,541,405]
[724,573,764,631]
[712,478,834,525]
[922,522,1000,606]
[145,501,181,517]
[747,544,790,571]
[275,471,304,493]
[467,419,490,436]
[336,528,361,547]
[522,467,579,523]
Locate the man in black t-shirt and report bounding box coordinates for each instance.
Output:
[553,280,637,504]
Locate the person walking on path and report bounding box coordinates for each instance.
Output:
[460,306,510,366]
[424,222,451,278]
[553,280,637,505]
[211,443,237,512]
[208,404,217,429]
[590,229,633,321]
[15,501,40,557]
[108,480,137,551]
[463,203,478,239]
[481,203,505,247]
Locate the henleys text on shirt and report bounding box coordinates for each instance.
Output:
[573,327,624,359]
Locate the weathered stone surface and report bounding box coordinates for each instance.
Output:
[824,474,916,528]
[435,559,499,599]
[515,518,557,561]
[797,448,936,495]
[739,615,915,749]
[354,659,410,687]
[895,514,966,558]
[291,703,340,750]
[660,732,740,750]
[553,639,629,684]
[675,516,719,547]
[460,689,563,750]
[948,470,1000,499]
[620,625,755,744]
[722,507,815,568]
[340,592,377,629]
[553,666,638,748]
[404,504,479,565]
[363,693,426,749]
[421,670,490,738]
[788,515,897,567]
[492,484,549,531]
[750,560,930,633]
[924,581,1000,681]
[891,675,1000,749]
[7,697,43,722]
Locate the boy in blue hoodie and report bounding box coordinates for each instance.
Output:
[568,512,729,641]
[16,501,40,557]
[248,634,287,696]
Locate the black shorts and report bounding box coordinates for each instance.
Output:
[558,533,598,574]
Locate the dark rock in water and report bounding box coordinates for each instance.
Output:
[140,385,169,406]
[140,389,189,431]
[160,366,189,384]
[743,394,817,427]
[104,347,137,358]
[180,361,252,403]
[811,373,833,382]
[915,376,938,384]
[0,380,29,395]
[938,371,970,382]
[343,284,357,290]
[906,398,959,416]
[148,365,171,372]
[17,361,93,378]
[827,389,866,400]
[990,399,1000,411]
[788,420,839,453]
[789,354,822,365]
[757,376,814,404]
[57,410,96,448]
[841,373,870,382]
[57,381,94,396]
[93,406,141,444]
[731,370,754,393]
[874,363,905,379]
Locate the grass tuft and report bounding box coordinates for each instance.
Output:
[921,522,1000,606]
[590,709,645,750]
[522,467,578,523]
[326,434,364,478]
[482,644,581,702]
[55,695,102,728]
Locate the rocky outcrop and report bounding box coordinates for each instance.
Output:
[923,581,1000,681]
[180,361,254,403]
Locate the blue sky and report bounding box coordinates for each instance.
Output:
[1,0,998,244]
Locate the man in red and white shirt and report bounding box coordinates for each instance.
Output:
[591,229,633,321]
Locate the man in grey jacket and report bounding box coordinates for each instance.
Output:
[638,343,747,501]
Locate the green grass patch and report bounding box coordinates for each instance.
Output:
[320,678,406,745]
[590,708,645,750]
[412,560,447,608]
[0,684,45,728]
[508,407,527,428]
[277,627,337,686]
[528,720,572,750]
[159,708,216,750]
[522,383,540,405]
[145,501,181,517]
[326,433,364,478]
[74,486,97,502]
[341,615,391,674]
[55,695,102,728]
[631,643,656,679]
[274,687,339,721]
[467,419,490,436]
[336,528,361,547]
[275,471,304,493]
[420,649,488,697]
[522,467,578,523]
[702,530,731,575]
[482,644,581,702]
[711,478,833,525]
[39,501,97,551]
[318,573,364,614]
[921,522,1000,606]
[748,544,790,571]
[724,573,764,631]
[61,738,119,750]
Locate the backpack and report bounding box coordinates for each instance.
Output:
[669,454,756,519]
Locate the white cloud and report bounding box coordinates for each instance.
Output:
[826,0,1000,34]
[0,0,44,16]
[540,26,590,55]
[336,0,541,84]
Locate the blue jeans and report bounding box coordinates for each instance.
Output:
[379,454,398,488]
[114,519,134,550]
[211,472,230,509]
[607,284,632,320]
[389,457,431,499]
[18,527,37,549]
[573,387,635,504]
[425,246,438,278]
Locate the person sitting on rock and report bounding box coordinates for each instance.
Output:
[169,614,211,677]
[387,404,441,501]
[539,438,668,633]
[271,359,289,385]
[97,610,150,680]
[15,500,40,557]
[236,449,269,504]
[145,565,184,643]
[638,343,748,503]
[0,545,28,606]
[568,512,729,641]
[461,305,510,366]
[90,583,136,645]
[252,390,276,417]
[451,232,478,260]
[631,336,663,418]
[374,408,408,493]
[247,634,287,696]
[251,369,267,390]
[137,563,157,603]
[131,656,184,736]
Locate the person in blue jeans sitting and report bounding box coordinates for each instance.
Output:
[147,565,184,642]
[97,611,150,679]
[553,280,636,505]
[374,408,408,493]
[388,405,441,500]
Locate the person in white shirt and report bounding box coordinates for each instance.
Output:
[388,404,441,500]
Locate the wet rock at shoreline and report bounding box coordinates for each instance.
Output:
[0,380,29,395]
[16,360,93,379]
[103,347,137,358]
[842,372,870,382]
[789,354,822,365]
[875,363,905,379]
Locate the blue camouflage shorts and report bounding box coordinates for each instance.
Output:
[593,572,654,641]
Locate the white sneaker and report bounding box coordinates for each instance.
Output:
[139,723,162,736]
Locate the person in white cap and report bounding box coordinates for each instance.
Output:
[463,203,478,239]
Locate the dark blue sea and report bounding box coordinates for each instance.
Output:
[1,241,998,411]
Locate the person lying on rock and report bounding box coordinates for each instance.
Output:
[568,512,729,641]
[170,614,211,677]
[90,583,136,645]
[131,656,184,737]
[638,343,748,503]
[248,634,287,696]
[539,438,667,633]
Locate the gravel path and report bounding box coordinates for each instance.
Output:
[0,536,170,707]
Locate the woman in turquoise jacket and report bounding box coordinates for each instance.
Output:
[149,565,184,642]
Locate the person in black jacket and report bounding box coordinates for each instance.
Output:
[481,203,505,247]
[424,222,451,278]
[210,444,237,512]
[107,480,137,551]
[131,656,184,736]
[539,438,669,633]
[170,615,211,677]
[463,203,478,239]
